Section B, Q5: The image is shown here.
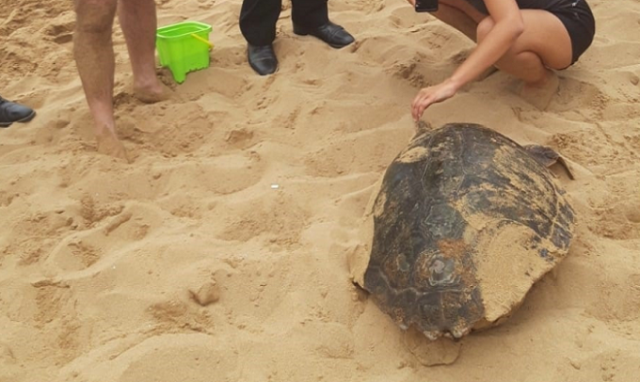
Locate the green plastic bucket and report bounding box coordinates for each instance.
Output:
[156,21,213,83]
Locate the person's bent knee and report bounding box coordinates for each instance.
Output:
[74,0,117,33]
[476,16,495,42]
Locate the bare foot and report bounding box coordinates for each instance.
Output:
[96,129,131,163]
[519,70,560,110]
[133,80,172,104]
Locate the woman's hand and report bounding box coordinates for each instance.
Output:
[411,78,460,120]
[406,0,416,6]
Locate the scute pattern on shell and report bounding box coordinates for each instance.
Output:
[363,123,575,339]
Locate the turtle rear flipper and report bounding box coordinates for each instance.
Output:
[524,144,575,180]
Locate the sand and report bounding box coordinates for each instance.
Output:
[1,0,639,381]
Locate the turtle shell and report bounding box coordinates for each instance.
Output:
[359,123,575,340]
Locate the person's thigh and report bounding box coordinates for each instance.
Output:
[440,0,487,23]
[509,9,573,70]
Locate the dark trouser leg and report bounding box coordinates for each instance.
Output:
[240,0,282,46]
[291,0,328,28]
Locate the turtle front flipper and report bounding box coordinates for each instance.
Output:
[523,144,575,180]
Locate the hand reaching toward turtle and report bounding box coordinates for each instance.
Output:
[406,0,530,121]
[411,78,460,121]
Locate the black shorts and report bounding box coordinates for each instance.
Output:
[550,0,596,64]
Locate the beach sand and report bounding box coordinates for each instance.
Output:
[1,0,639,381]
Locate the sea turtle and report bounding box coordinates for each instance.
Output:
[349,122,576,340]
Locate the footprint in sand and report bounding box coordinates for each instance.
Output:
[571,347,640,381]
[5,207,79,266]
[45,17,75,45]
[147,298,214,333]
[581,173,640,240]
[10,281,87,365]
[217,193,310,249]
[225,127,255,150]
[589,201,640,240]
[552,77,610,115]
[47,204,158,272]
[549,128,631,168]
[177,67,249,99]
[113,103,214,157]
[177,152,265,195]
[79,194,125,226]
[350,36,398,64]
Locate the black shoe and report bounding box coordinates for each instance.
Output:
[0,96,36,128]
[293,21,355,49]
[247,44,278,76]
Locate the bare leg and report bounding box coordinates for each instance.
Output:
[430,1,497,80]
[73,0,128,161]
[431,2,482,42]
[476,10,572,109]
[118,0,170,103]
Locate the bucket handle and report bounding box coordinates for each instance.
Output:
[190,33,213,50]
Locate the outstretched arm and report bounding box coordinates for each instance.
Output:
[410,0,524,120]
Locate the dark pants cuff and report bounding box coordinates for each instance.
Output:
[240,0,329,46]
